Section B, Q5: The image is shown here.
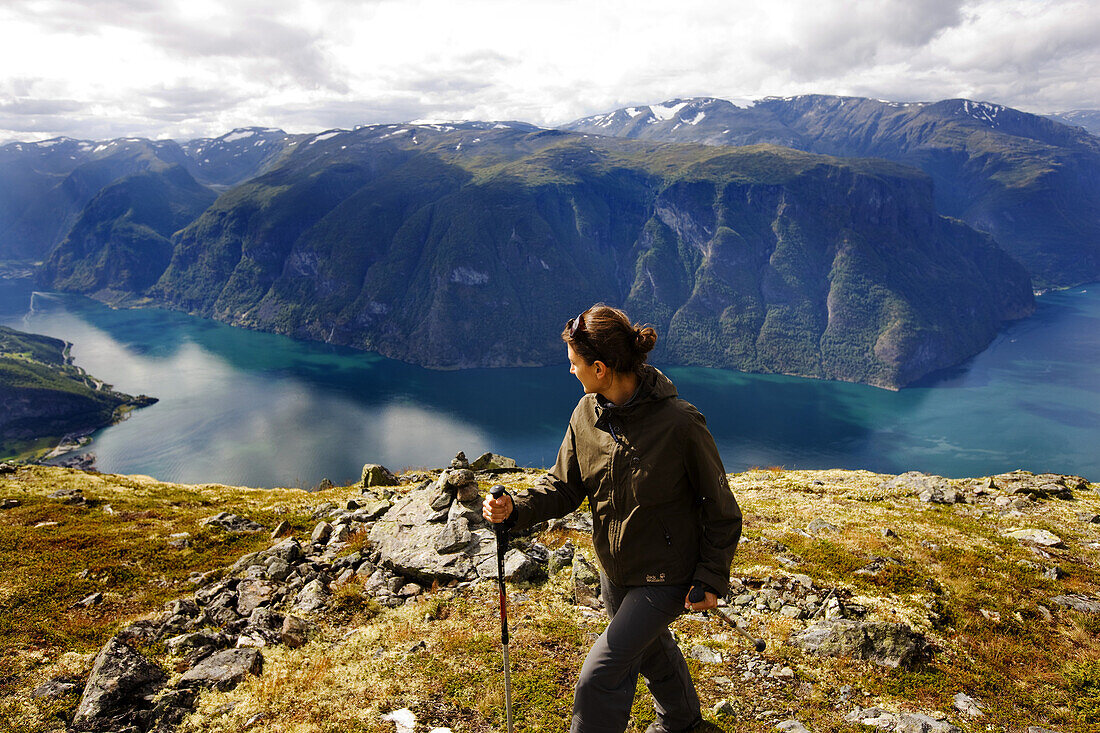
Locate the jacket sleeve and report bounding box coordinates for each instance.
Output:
[682,405,742,597]
[511,418,588,531]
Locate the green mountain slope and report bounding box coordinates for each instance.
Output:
[567,96,1100,288]
[0,325,155,458]
[39,165,217,295]
[144,125,1032,388]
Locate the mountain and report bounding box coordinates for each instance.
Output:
[0,129,298,262]
[39,164,217,296]
[139,123,1031,388]
[1046,110,1100,137]
[566,96,1100,288]
[179,126,303,187]
[0,325,155,458]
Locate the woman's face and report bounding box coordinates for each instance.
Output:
[567,343,605,394]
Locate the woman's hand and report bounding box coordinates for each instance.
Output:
[482,492,514,524]
[684,588,718,612]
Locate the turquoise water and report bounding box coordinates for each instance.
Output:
[2,278,1098,487]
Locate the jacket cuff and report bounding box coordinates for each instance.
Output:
[692,568,729,598]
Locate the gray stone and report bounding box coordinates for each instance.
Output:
[281,615,310,648]
[31,678,79,699]
[270,520,291,539]
[293,578,330,614]
[712,699,734,716]
[1004,528,1063,547]
[471,452,518,470]
[953,692,984,717]
[201,512,264,533]
[78,592,103,607]
[361,463,398,488]
[573,555,601,608]
[1052,594,1100,613]
[775,722,813,733]
[896,713,961,733]
[248,607,283,631]
[236,579,280,616]
[329,523,351,544]
[1,498,21,509]
[688,645,722,664]
[1027,728,1061,733]
[0,461,17,474]
[313,478,334,492]
[266,558,292,581]
[435,517,472,554]
[267,537,305,565]
[236,625,282,648]
[807,518,839,533]
[450,451,471,469]
[794,620,926,668]
[354,499,392,521]
[178,648,262,691]
[879,471,954,499]
[548,542,575,574]
[48,488,84,504]
[429,490,454,511]
[311,521,333,545]
[72,636,166,730]
[165,631,230,656]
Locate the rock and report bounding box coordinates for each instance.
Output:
[310,521,333,545]
[168,532,190,549]
[503,549,541,582]
[548,542,575,574]
[236,625,282,648]
[449,452,471,469]
[995,470,1082,499]
[236,579,280,616]
[281,615,310,648]
[1027,728,1060,733]
[383,707,418,733]
[896,713,961,732]
[807,518,839,533]
[201,512,264,533]
[72,636,166,730]
[329,523,352,544]
[270,520,292,539]
[793,620,926,668]
[0,461,17,474]
[31,678,80,699]
[846,707,899,728]
[293,578,330,613]
[878,471,955,500]
[361,463,398,488]
[1052,594,1100,613]
[313,478,334,492]
[713,699,734,716]
[355,499,392,520]
[178,648,263,690]
[775,722,813,733]
[573,555,601,608]
[1004,528,1063,547]
[1,498,20,509]
[953,692,984,717]
[369,482,495,584]
[165,630,231,656]
[470,452,518,470]
[77,592,103,607]
[918,486,963,504]
[689,645,722,664]
[434,517,472,554]
[48,488,84,504]
[267,537,305,565]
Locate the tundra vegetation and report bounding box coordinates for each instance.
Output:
[1,460,1098,732]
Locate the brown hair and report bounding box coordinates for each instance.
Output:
[562,304,658,375]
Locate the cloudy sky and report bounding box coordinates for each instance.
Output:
[1,0,1098,142]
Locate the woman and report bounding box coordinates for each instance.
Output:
[483,304,742,733]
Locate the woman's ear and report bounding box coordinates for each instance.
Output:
[593,360,607,378]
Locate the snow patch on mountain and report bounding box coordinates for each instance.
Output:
[222,130,256,143]
[651,102,690,121]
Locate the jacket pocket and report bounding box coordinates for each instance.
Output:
[631,459,688,507]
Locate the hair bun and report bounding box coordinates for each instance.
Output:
[634,324,657,354]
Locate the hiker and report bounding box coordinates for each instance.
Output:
[483,304,742,733]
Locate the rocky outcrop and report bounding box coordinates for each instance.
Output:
[72,636,166,731]
[794,620,927,669]
[177,648,263,691]
[200,512,265,533]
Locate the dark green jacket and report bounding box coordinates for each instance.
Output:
[512,365,742,595]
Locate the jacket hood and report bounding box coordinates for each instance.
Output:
[593,364,677,419]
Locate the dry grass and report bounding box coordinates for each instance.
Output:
[3,465,1100,732]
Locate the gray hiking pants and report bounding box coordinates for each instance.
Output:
[569,573,701,733]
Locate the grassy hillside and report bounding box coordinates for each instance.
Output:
[2,463,1098,732]
[0,326,154,460]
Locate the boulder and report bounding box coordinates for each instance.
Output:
[0,461,17,474]
[878,472,955,500]
[236,579,280,616]
[1,498,20,509]
[775,722,813,733]
[201,512,264,533]
[471,452,518,471]
[1052,594,1100,613]
[311,521,333,545]
[267,537,305,565]
[896,713,961,732]
[281,615,310,648]
[1004,528,1063,547]
[793,620,926,668]
[994,470,1082,499]
[449,452,471,469]
[572,555,601,608]
[434,517,472,554]
[293,578,330,614]
[270,520,292,539]
[361,463,398,488]
[72,636,166,730]
[177,648,262,690]
[549,542,575,574]
[48,488,85,504]
[31,678,80,699]
[369,482,495,584]
[313,478,334,492]
[954,692,985,717]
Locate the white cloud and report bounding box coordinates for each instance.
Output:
[1,0,1098,141]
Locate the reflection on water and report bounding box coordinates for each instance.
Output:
[2,283,1099,486]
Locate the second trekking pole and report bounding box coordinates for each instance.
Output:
[490,485,514,733]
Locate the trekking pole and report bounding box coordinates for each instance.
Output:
[490,485,514,733]
[688,585,766,653]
